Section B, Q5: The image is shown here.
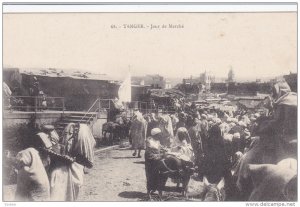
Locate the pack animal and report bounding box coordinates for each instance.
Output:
[102,122,120,145]
[247,158,297,201]
[154,154,194,200]
[201,176,226,201]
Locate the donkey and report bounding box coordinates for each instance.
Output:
[154,154,195,200]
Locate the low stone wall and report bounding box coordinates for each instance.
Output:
[3,111,62,128]
[3,111,109,152]
[3,111,64,152]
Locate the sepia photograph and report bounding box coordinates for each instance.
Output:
[2,2,298,204]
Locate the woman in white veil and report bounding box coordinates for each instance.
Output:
[49,123,95,201]
[169,127,194,163]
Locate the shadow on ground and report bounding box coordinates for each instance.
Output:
[118,191,147,199]
[133,161,145,164]
[163,186,183,193]
[126,191,194,201]
[118,147,132,151]
[112,156,138,159]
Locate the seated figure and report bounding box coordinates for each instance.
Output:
[169,127,195,164]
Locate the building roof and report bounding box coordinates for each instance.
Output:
[18,68,118,82]
[237,99,264,109]
[149,89,185,98]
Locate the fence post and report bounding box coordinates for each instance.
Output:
[98,98,101,119]
[62,98,65,114]
[34,96,37,113]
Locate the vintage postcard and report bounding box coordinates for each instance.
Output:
[2,2,297,206]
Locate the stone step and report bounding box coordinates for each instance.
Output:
[67,112,98,116]
[55,112,98,136]
[56,120,91,126]
[63,117,94,122]
[65,115,94,119]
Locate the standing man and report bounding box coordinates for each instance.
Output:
[258,80,297,161]
[188,117,204,180]
[146,113,159,137]
[29,76,40,110]
[130,110,147,158]
[144,128,164,199]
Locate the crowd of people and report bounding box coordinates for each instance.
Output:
[129,101,255,195]
[6,123,96,201]
[127,79,297,200]
[4,79,297,201]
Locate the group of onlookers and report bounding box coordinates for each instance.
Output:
[6,123,96,201]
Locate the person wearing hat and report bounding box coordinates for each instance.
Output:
[255,80,297,162]
[144,128,164,198]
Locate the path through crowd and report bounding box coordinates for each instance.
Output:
[3,147,206,201]
[78,148,205,201]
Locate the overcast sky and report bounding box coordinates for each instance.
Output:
[3,12,297,80]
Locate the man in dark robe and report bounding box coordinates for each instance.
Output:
[144,128,164,198]
[188,117,204,180]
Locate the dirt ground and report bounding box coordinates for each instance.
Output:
[3,147,206,201]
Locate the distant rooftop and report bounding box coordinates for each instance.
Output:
[16,68,119,82]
